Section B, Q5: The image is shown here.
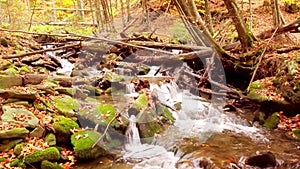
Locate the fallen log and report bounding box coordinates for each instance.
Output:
[2,43,81,59]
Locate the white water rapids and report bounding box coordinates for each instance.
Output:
[122,78,267,169]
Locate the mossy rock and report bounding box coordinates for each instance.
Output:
[0,139,23,152]
[14,143,25,156]
[157,103,175,124]
[52,116,79,142]
[71,130,107,159]
[0,128,29,139]
[292,129,300,139]
[263,113,280,129]
[1,106,39,128]
[94,103,124,128]
[137,109,163,143]
[10,159,26,168]
[41,160,63,169]
[0,59,11,70]
[51,95,80,117]
[45,133,56,146]
[24,147,60,164]
[133,93,149,110]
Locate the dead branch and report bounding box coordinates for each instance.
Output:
[2,43,81,59]
[277,46,300,54]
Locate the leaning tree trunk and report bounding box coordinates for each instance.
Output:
[223,0,255,50]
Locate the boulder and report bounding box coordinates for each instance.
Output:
[0,88,38,100]
[23,73,47,85]
[45,133,56,146]
[2,106,39,128]
[52,116,79,142]
[263,113,280,129]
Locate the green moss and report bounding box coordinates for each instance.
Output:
[14,143,25,156]
[264,113,280,129]
[0,128,29,139]
[95,104,118,126]
[133,94,149,110]
[51,95,80,117]
[293,129,300,139]
[10,159,26,168]
[41,160,63,169]
[0,139,23,152]
[52,116,79,142]
[3,66,18,75]
[250,81,265,89]
[137,109,162,143]
[0,157,5,162]
[24,147,60,164]
[45,133,56,146]
[157,103,175,124]
[71,130,107,159]
[247,90,268,102]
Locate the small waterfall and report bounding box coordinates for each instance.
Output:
[125,115,141,146]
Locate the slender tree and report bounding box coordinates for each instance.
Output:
[223,0,255,50]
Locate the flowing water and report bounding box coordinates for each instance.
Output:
[73,70,300,169]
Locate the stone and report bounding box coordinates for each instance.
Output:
[2,106,39,128]
[264,113,280,129]
[23,73,47,85]
[14,143,25,156]
[0,74,23,89]
[70,130,108,159]
[51,95,80,117]
[0,139,23,152]
[29,125,46,138]
[45,133,56,146]
[24,147,60,164]
[41,160,64,169]
[52,116,79,142]
[0,128,29,139]
[0,88,38,100]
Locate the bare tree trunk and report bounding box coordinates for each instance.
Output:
[271,0,283,27]
[204,0,214,35]
[88,0,95,25]
[223,0,255,50]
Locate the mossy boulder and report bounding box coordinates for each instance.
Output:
[10,159,26,168]
[71,130,108,159]
[292,129,300,139]
[45,133,56,146]
[0,59,12,70]
[264,113,280,129]
[157,103,175,124]
[52,116,79,142]
[1,106,39,128]
[133,93,149,110]
[41,160,63,169]
[24,147,60,164]
[51,95,80,117]
[0,139,23,152]
[0,128,29,139]
[0,88,38,100]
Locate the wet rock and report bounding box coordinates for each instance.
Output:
[263,113,280,129]
[0,74,23,89]
[45,133,56,146]
[41,160,63,169]
[52,115,79,142]
[137,109,163,143]
[23,73,47,85]
[246,151,276,168]
[21,55,41,63]
[71,130,121,159]
[0,128,29,139]
[50,95,80,117]
[0,139,23,152]
[24,147,60,164]
[2,106,39,128]
[133,93,149,110]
